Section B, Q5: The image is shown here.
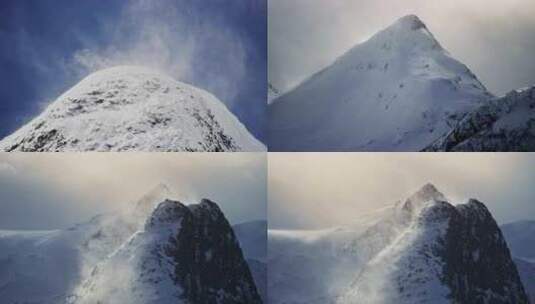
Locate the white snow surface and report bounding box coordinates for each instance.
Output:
[70,218,186,304]
[0,66,265,152]
[268,15,491,151]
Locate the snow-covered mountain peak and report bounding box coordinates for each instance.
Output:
[407,183,445,203]
[0,65,265,152]
[268,15,490,151]
[398,183,447,216]
[393,14,426,30]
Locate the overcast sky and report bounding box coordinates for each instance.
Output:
[269,0,535,95]
[0,0,266,142]
[0,153,266,230]
[268,153,535,229]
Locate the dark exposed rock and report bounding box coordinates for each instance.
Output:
[146,199,262,304]
[429,199,529,303]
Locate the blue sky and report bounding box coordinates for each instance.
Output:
[0,0,266,142]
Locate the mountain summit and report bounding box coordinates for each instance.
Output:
[268,15,491,151]
[0,66,265,152]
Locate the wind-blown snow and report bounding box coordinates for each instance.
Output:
[268,184,527,304]
[268,15,491,151]
[0,184,174,304]
[71,217,186,304]
[0,66,265,152]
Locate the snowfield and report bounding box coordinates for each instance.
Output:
[0,66,265,152]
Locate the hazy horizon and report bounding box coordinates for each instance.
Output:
[268,153,535,229]
[0,153,266,230]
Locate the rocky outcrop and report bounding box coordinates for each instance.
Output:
[425,86,535,151]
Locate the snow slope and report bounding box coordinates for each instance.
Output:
[268,184,528,304]
[0,66,265,152]
[268,15,491,151]
[0,184,169,304]
[426,86,535,151]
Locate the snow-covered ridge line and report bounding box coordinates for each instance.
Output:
[0,65,265,152]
